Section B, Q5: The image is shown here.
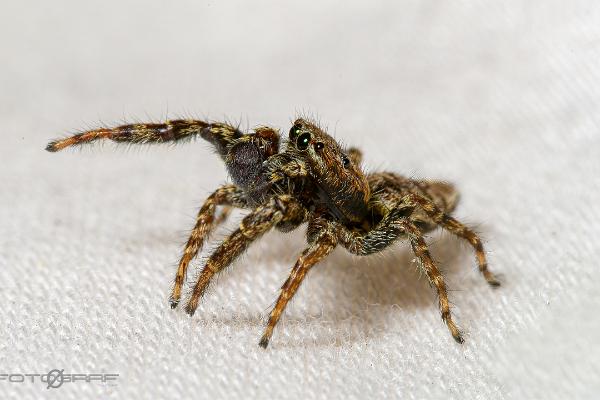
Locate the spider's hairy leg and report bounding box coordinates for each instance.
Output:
[258,231,337,349]
[405,193,501,287]
[169,185,248,309]
[184,196,306,316]
[45,119,242,153]
[401,219,464,343]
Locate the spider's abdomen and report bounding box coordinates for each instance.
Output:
[227,140,264,189]
[223,127,281,204]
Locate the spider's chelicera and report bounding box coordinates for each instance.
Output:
[46,117,500,348]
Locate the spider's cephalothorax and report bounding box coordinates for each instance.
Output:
[285,119,371,224]
[46,116,500,348]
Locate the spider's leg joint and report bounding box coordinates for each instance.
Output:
[274,197,287,213]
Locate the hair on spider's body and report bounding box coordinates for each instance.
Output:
[46,115,500,348]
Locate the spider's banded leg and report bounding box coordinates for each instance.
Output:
[405,193,500,287]
[45,119,241,154]
[170,185,248,309]
[259,232,336,349]
[400,219,464,343]
[184,196,306,316]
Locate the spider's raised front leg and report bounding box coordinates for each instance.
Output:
[170,184,248,309]
[259,229,337,348]
[184,195,307,316]
[46,119,242,154]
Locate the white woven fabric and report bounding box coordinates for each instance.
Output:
[1,1,599,399]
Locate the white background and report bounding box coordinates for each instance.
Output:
[1,1,599,399]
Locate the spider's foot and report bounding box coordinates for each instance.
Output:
[259,325,275,349]
[184,303,197,317]
[484,271,502,288]
[258,335,270,349]
[45,141,60,152]
[446,319,464,344]
[453,331,465,344]
[169,297,180,309]
[488,279,501,288]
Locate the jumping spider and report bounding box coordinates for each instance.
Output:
[46,117,500,348]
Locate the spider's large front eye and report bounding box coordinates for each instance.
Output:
[296,132,311,150]
[289,123,302,140]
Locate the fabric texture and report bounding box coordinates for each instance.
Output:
[1,1,599,399]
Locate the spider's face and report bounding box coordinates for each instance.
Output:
[288,118,370,223]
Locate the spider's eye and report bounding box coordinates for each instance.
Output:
[289,123,302,139]
[342,155,350,168]
[314,142,324,151]
[296,132,311,150]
